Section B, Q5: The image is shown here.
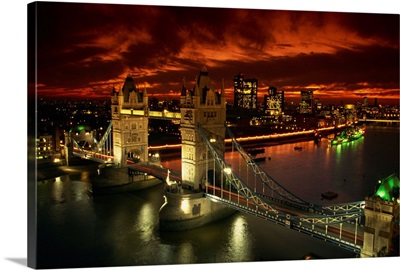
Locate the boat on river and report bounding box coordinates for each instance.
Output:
[321,191,338,200]
[330,126,365,145]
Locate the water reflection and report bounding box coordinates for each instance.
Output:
[52,176,63,203]
[135,202,155,243]
[80,171,91,182]
[176,242,196,264]
[225,215,252,262]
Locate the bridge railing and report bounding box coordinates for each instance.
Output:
[295,211,364,225]
[319,201,365,214]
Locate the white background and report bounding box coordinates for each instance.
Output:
[1,1,398,270]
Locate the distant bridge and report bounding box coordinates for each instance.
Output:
[359,118,399,123]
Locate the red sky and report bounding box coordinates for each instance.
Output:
[30,1,399,105]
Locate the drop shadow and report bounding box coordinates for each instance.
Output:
[5,258,27,267]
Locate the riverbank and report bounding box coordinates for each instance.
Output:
[154,126,343,161]
[36,158,99,181]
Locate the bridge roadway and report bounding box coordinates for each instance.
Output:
[72,148,114,163]
[126,160,182,183]
[205,185,364,253]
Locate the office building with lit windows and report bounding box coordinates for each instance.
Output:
[300,90,313,114]
[233,73,258,110]
[264,86,284,115]
[36,134,54,159]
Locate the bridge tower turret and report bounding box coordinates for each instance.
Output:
[361,174,400,257]
[180,67,226,191]
[111,74,149,167]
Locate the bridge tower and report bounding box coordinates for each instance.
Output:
[111,74,149,167]
[159,67,235,231]
[180,67,226,191]
[361,174,399,257]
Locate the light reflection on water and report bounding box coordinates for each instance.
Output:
[226,215,252,262]
[135,203,155,243]
[36,125,399,268]
[52,176,63,203]
[176,242,196,264]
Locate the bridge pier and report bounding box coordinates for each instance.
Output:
[159,189,236,231]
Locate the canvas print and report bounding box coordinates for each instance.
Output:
[27,1,399,269]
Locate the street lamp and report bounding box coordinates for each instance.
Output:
[223,167,232,175]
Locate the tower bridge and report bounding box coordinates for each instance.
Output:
[65,68,399,257]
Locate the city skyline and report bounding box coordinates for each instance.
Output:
[31,2,399,105]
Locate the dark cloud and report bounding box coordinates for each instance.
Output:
[32,2,399,103]
[339,12,399,45]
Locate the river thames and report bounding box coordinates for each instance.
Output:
[36,124,399,269]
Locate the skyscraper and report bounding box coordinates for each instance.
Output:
[264,86,284,115]
[300,90,313,114]
[233,73,258,110]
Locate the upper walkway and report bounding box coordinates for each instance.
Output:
[120,108,181,120]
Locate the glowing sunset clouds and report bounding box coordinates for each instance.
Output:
[32,2,399,104]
